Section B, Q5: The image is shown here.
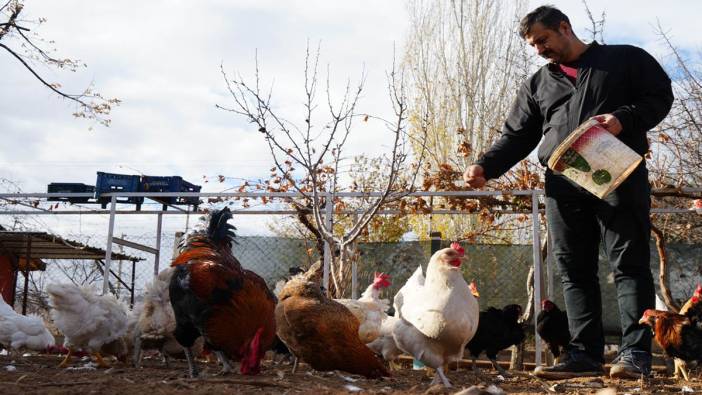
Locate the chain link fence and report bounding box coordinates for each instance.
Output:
[3,193,701,344]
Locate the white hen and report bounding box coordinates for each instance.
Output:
[335,272,392,343]
[46,283,129,368]
[133,267,203,367]
[392,243,479,387]
[0,296,54,354]
[367,314,403,364]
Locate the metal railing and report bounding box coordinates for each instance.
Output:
[2,187,701,367]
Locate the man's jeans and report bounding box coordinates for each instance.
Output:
[544,164,655,362]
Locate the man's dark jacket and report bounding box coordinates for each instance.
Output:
[476,42,673,181]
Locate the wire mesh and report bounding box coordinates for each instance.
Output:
[3,194,701,344]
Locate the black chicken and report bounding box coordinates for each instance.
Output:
[466,304,525,376]
[537,299,570,362]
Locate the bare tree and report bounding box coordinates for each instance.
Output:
[0,0,119,127]
[649,24,702,192]
[402,0,542,242]
[217,45,429,297]
[643,23,702,308]
[405,0,528,167]
[581,0,606,43]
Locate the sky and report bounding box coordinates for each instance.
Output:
[1,0,700,243]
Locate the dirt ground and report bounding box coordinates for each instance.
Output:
[0,354,700,395]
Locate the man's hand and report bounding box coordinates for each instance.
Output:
[592,114,622,136]
[463,165,486,188]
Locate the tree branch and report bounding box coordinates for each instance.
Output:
[651,224,680,312]
[0,42,95,108]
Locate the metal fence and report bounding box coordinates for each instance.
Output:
[1,189,701,366]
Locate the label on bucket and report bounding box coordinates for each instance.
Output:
[547,119,642,199]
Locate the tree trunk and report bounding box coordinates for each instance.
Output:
[509,343,524,371]
[510,261,533,371]
[651,224,680,312]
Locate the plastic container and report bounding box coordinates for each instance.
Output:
[547,119,642,199]
[47,183,95,203]
[140,175,201,208]
[95,172,143,210]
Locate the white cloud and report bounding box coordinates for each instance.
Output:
[1,0,699,243]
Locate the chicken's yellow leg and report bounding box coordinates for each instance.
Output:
[94,352,111,369]
[674,358,690,381]
[57,348,73,368]
[388,360,402,371]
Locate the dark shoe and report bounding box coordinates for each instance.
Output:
[609,349,651,379]
[534,350,604,379]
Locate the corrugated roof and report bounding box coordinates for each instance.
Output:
[0,231,143,263]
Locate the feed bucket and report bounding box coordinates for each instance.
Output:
[547,119,642,199]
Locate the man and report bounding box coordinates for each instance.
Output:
[463,6,673,379]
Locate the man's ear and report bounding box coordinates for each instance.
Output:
[559,20,571,36]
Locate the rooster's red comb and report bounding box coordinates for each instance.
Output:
[450,242,465,257]
[372,272,391,288]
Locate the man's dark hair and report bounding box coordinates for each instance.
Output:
[519,5,570,38]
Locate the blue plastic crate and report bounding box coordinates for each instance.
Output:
[141,175,201,207]
[95,172,143,209]
[47,183,95,203]
[178,179,201,207]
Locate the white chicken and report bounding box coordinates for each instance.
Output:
[391,242,479,387]
[46,283,129,368]
[367,314,403,365]
[133,267,203,367]
[0,296,54,355]
[335,272,392,343]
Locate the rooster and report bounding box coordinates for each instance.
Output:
[169,208,276,378]
[46,283,129,368]
[335,272,392,343]
[133,267,204,368]
[0,296,54,356]
[466,304,525,376]
[639,308,702,371]
[275,260,389,378]
[670,284,702,380]
[537,299,570,363]
[391,242,479,387]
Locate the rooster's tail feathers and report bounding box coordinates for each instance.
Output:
[207,207,238,244]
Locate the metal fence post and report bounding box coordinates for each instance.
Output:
[430,231,442,254]
[130,260,136,308]
[351,258,358,299]
[351,213,359,299]
[102,195,117,295]
[154,212,162,277]
[532,190,543,367]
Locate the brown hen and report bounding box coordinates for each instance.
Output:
[275,261,389,378]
